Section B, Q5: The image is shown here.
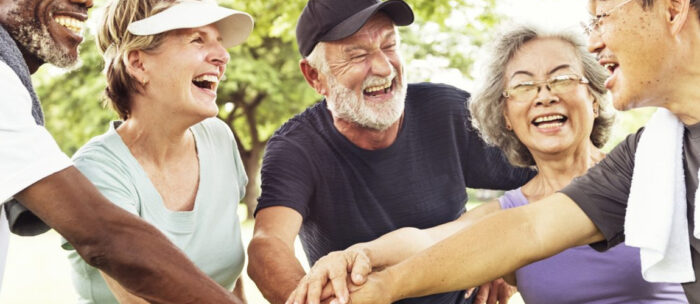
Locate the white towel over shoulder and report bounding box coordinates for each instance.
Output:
[625,107,699,283]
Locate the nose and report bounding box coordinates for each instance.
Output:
[368,51,392,78]
[208,41,231,68]
[70,0,93,9]
[534,86,559,106]
[587,30,604,55]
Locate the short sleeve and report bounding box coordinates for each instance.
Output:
[0,61,71,202]
[227,125,248,202]
[560,130,641,251]
[62,147,139,250]
[255,135,315,218]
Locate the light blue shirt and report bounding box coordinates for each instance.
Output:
[63,118,247,303]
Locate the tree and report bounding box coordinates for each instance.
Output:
[35,0,502,219]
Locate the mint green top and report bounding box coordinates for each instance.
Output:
[63,118,247,303]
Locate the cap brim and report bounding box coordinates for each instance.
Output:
[320,0,413,42]
[127,1,254,49]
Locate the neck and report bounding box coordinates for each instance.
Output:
[523,141,605,201]
[332,113,403,150]
[19,44,43,74]
[660,18,700,125]
[116,100,199,166]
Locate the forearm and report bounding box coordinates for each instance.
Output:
[16,167,241,304]
[386,194,602,301]
[247,236,306,304]
[354,227,435,268]
[233,277,247,304]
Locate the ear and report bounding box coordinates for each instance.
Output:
[666,0,690,35]
[593,100,600,118]
[300,58,327,96]
[503,107,513,130]
[125,50,148,85]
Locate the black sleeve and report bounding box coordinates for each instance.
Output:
[462,99,536,190]
[560,130,642,251]
[255,135,315,219]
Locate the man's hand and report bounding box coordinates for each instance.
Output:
[470,278,516,304]
[285,247,372,304]
[347,270,393,304]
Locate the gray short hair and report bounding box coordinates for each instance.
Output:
[469,24,615,167]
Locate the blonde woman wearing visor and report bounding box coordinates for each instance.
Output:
[61,0,253,303]
[288,25,686,304]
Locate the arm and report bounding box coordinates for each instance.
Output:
[353,193,603,303]
[15,167,242,304]
[233,277,247,304]
[247,206,306,304]
[101,271,149,304]
[289,201,504,304]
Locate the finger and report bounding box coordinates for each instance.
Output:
[328,268,349,303]
[291,280,309,304]
[307,274,327,304]
[499,283,516,303]
[475,284,490,304]
[320,282,336,301]
[350,253,371,285]
[285,289,296,304]
[464,287,475,298]
[487,282,499,304]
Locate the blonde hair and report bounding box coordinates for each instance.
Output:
[98,0,179,120]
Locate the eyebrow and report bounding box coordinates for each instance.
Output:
[510,64,573,78]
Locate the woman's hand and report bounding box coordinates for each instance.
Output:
[285,246,373,304]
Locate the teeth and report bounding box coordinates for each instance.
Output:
[193,74,219,83]
[54,16,84,34]
[604,63,617,71]
[537,122,564,129]
[364,81,392,93]
[534,115,564,123]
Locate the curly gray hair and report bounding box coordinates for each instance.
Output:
[469,24,615,167]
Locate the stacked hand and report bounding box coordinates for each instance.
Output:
[285,246,373,304]
[285,246,516,304]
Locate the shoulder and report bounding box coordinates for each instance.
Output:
[0,61,32,107]
[406,83,470,106]
[194,117,233,139]
[268,102,328,149]
[72,126,130,176]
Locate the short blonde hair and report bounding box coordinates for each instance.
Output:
[98,0,180,120]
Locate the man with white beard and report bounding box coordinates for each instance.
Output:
[247,1,534,304]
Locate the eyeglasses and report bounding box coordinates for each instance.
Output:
[502,74,589,102]
[582,0,635,35]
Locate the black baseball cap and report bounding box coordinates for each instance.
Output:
[296,0,414,57]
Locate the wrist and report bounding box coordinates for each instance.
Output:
[380,266,405,302]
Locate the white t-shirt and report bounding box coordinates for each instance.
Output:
[0,61,71,202]
[0,61,71,291]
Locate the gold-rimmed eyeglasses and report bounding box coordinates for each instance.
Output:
[502,74,590,102]
[581,0,635,35]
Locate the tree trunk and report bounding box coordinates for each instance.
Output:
[241,144,264,219]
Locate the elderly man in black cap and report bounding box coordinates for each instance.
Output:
[247,1,534,304]
[0,0,243,302]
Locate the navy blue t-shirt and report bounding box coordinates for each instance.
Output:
[257,83,534,304]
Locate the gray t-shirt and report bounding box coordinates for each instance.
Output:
[562,123,700,303]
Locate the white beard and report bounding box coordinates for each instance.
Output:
[325,66,407,131]
[9,19,78,68]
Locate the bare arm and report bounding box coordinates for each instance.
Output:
[289,201,504,304]
[233,277,247,304]
[101,271,149,304]
[15,167,242,304]
[357,193,603,303]
[247,206,305,304]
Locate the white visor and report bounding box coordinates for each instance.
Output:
[127,0,254,49]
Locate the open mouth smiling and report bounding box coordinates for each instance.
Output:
[192,74,219,91]
[51,11,87,36]
[532,114,568,129]
[363,79,394,97]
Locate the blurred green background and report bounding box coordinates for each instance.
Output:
[2,0,655,302]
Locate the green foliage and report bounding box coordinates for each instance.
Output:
[33,33,115,156]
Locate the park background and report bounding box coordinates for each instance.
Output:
[1,0,655,302]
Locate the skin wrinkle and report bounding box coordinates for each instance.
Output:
[5,1,78,67]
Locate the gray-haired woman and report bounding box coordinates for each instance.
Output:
[285,24,686,304]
